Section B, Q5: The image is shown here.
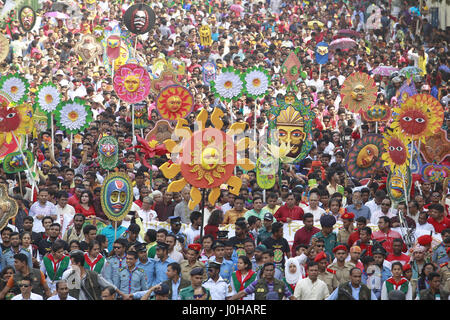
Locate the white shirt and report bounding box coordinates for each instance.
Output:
[29,201,57,233]
[293,277,329,300]
[202,276,229,300]
[138,208,158,228]
[304,206,326,223]
[365,200,380,217]
[370,209,396,225]
[47,294,77,300]
[168,250,184,264]
[56,204,76,237]
[185,225,201,245]
[12,293,43,300]
[414,223,436,240]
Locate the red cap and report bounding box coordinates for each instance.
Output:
[341,210,355,220]
[188,243,202,252]
[417,235,432,246]
[332,245,348,253]
[314,251,327,262]
[403,263,411,272]
[446,247,450,254]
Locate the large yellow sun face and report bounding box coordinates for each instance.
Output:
[156,85,193,121]
[159,108,255,210]
[123,74,140,92]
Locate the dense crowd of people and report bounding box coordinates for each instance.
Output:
[0,0,449,301]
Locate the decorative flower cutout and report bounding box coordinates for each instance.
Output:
[36,82,61,113]
[55,98,93,134]
[0,74,29,105]
[210,67,243,102]
[113,63,151,104]
[156,85,193,121]
[392,94,444,143]
[243,67,271,99]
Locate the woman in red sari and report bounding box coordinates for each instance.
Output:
[75,190,96,218]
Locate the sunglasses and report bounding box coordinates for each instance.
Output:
[19,284,30,288]
[113,246,122,249]
[193,294,204,299]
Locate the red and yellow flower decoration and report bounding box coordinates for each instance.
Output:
[392,94,444,143]
[156,85,193,121]
[160,108,255,209]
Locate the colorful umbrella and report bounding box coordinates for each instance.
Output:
[329,38,357,51]
[371,66,399,77]
[399,66,422,77]
[336,29,361,38]
[229,4,244,13]
[44,11,69,19]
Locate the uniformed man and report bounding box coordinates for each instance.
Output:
[311,215,337,260]
[135,243,155,287]
[208,241,234,281]
[202,261,230,300]
[152,241,175,286]
[432,231,450,265]
[439,247,450,292]
[179,267,212,300]
[327,245,355,285]
[103,238,128,283]
[180,243,206,281]
[168,216,188,251]
[315,251,339,294]
[113,251,148,295]
[337,211,355,245]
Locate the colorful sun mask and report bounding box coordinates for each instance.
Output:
[362,105,392,122]
[19,6,36,32]
[160,108,254,209]
[75,34,103,63]
[156,85,193,121]
[123,3,156,35]
[315,42,329,65]
[340,72,377,113]
[0,184,18,231]
[100,173,133,221]
[382,129,410,175]
[392,94,444,143]
[199,25,212,46]
[269,97,315,163]
[346,134,384,179]
[98,136,119,170]
[421,129,450,163]
[202,62,217,86]
[0,104,33,144]
[113,64,151,104]
[421,163,450,183]
[256,155,277,189]
[387,168,411,202]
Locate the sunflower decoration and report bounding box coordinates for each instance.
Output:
[159,108,255,209]
[35,82,61,113]
[156,85,193,122]
[340,72,377,113]
[113,63,151,104]
[0,74,29,105]
[55,98,93,134]
[242,66,271,99]
[392,94,444,143]
[345,134,384,180]
[381,128,410,175]
[210,67,243,102]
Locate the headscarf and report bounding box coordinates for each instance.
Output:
[284,257,302,285]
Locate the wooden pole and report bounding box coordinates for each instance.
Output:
[200,188,206,241]
[69,133,73,168]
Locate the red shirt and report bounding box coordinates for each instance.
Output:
[75,204,96,218]
[372,229,403,255]
[291,226,321,256]
[427,216,450,234]
[386,253,411,266]
[68,194,80,208]
[274,204,304,223]
[347,230,360,247]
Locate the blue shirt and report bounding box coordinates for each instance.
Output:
[114,266,148,294]
[346,204,371,220]
[326,282,378,300]
[432,242,449,265]
[104,254,127,283]
[101,225,128,252]
[171,277,181,300]
[1,248,32,270]
[361,265,392,299]
[137,258,155,287]
[152,257,175,286]
[207,258,234,282]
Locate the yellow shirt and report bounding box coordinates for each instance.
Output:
[263,205,280,215]
[223,208,247,224]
